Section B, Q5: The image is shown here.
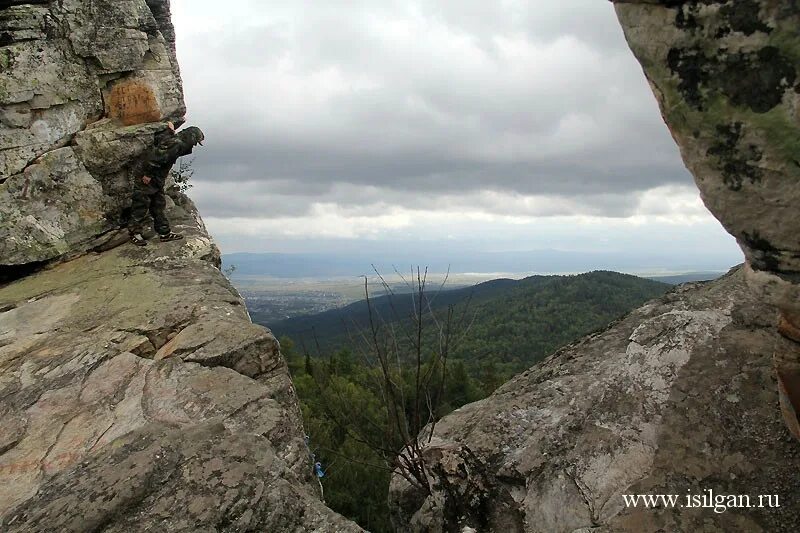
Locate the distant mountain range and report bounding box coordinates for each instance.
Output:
[223,251,733,279]
[258,271,675,375]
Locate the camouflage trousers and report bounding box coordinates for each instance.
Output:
[128,184,170,236]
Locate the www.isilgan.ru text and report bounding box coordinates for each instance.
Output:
[622,490,780,514]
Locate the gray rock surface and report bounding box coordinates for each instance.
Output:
[0,196,362,532]
[0,0,185,266]
[611,1,800,319]
[0,1,362,530]
[389,269,800,532]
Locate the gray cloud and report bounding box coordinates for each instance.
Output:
[172,0,691,221]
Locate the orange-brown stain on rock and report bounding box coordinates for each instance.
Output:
[107,81,161,126]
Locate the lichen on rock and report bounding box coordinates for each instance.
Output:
[613,0,800,301]
[0,0,185,267]
[0,192,362,531]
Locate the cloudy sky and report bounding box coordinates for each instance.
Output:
[170,0,742,271]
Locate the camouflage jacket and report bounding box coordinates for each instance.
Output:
[140,135,194,189]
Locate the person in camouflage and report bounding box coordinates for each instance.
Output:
[129,123,205,246]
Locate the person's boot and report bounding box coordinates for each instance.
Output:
[131,233,147,246]
[159,232,184,242]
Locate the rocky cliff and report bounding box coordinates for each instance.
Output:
[613,0,800,436]
[389,1,800,531]
[0,1,361,531]
[0,198,360,531]
[1,0,185,266]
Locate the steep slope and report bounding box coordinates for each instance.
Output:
[0,198,360,531]
[389,268,800,532]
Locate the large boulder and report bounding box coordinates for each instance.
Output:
[611,2,800,399]
[389,269,800,532]
[0,195,362,532]
[0,0,185,266]
[613,1,800,284]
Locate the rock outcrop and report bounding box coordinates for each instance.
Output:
[0,198,360,531]
[613,0,800,281]
[612,0,800,434]
[1,1,362,530]
[1,0,184,266]
[389,269,800,532]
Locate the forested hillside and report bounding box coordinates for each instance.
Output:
[448,271,671,376]
[265,271,670,378]
[261,271,672,531]
[258,276,520,347]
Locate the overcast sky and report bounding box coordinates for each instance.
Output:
[170,0,742,271]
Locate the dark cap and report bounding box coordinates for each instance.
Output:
[178,126,205,146]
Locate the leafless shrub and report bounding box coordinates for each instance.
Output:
[306,265,477,494]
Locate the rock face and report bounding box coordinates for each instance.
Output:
[0,195,361,531]
[0,0,185,266]
[389,269,800,532]
[611,1,800,418]
[0,1,362,530]
[612,1,800,278]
